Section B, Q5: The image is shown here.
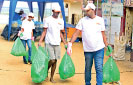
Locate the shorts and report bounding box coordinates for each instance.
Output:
[45,43,61,60]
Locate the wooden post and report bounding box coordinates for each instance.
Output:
[126,8,133,62]
[130,25,133,62]
[131,50,133,62]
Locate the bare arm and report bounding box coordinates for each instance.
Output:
[101,31,108,47]
[39,28,47,44]
[60,30,67,44]
[70,29,80,43]
[31,29,33,37]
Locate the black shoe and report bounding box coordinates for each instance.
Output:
[23,61,28,64]
[28,60,32,64]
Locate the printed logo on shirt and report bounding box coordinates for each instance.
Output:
[58,23,62,25]
[96,22,101,25]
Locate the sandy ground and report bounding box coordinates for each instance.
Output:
[0,24,133,85]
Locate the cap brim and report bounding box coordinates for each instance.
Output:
[82,8,90,11]
[53,10,61,12]
[82,7,95,11]
[28,16,34,18]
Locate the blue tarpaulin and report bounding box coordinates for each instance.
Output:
[7,0,67,40]
[13,12,21,21]
[38,2,45,22]
[28,1,33,12]
[0,0,4,13]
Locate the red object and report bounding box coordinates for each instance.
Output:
[120,7,126,36]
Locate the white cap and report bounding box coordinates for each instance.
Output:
[83,3,96,11]
[28,12,34,17]
[52,5,61,12]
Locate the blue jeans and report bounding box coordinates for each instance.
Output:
[84,48,104,85]
[21,39,32,62]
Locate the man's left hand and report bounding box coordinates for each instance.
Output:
[31,37,34,41]
[67,42,72,56]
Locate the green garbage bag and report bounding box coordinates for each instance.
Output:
[31,41,37,61]
[11,37,26,56]
[103,56,120,83]
[106,45,113,56]
[31,46,49,83]
[59,52,75,80]
[39,46,49,60]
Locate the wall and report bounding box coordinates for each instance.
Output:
[68,2,82,24]
[102,3,123,45]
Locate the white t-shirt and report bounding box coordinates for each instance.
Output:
[43,16,64,45]
[20,19,35,40]
[76,16,105,52]
[21,13,27,18]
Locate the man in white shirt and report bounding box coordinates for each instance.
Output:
[21,13,27,21]
[18,9,27,21]
[38,6,66,83]
[18,12,35,64]
[67,3,110,85]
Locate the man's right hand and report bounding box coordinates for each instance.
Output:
[67,42,72,56]
[65,44,67,49]
[106,45,113,57]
